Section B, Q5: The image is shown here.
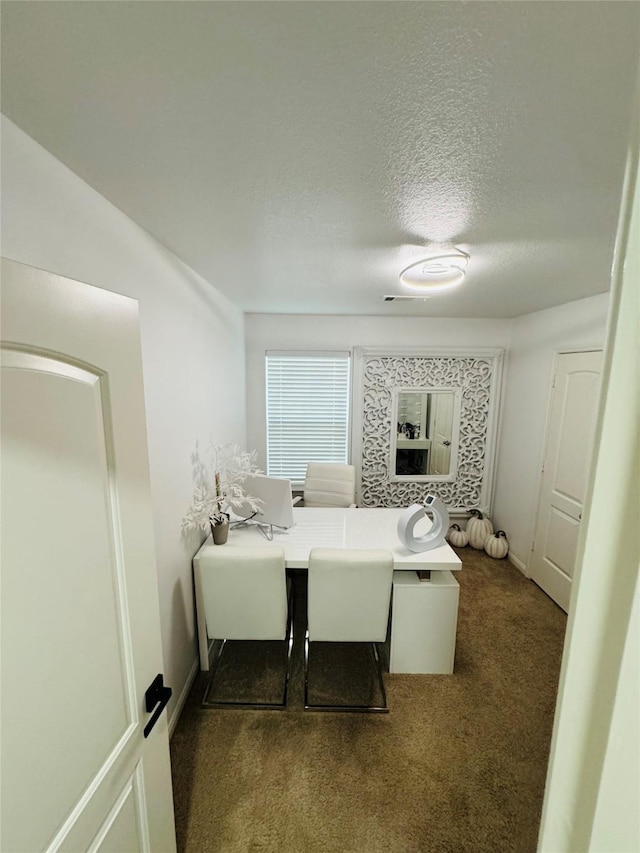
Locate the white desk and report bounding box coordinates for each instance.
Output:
[197,507,461,571]
[193,507,462,673]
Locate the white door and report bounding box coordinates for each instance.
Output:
[430,393,454,475]
[1,259,176,852]
[530,350,602,612]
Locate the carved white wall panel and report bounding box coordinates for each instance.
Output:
[353,350,503,512]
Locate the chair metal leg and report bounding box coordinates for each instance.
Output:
[281,589,295,707]
[304,631,389,714]
[202,590,294,711]
[303,629,311,710]
[371,640,388,710]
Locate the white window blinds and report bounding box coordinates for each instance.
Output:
[266,352,351,484]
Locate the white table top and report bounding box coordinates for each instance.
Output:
[194,506,461,572]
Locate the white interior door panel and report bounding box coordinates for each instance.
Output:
[530,350,602,611]
[1,258,176,853]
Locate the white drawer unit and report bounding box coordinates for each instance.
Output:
[390,570,460,674]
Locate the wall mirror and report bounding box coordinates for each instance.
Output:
[391,388,461,481]
[352,348,504,513]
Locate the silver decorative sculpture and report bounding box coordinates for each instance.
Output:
[397,496,450,552]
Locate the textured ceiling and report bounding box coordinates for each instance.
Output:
[1,1,639,317]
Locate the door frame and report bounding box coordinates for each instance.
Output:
[538,107,639,850]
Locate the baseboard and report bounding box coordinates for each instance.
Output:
[448,512,468,524]
[508,551,529,577]
[168,655,200,739]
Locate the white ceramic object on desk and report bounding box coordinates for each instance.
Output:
[397,496,450,552]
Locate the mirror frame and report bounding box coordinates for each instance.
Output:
[351,347,505,513]
[390,387,462,483]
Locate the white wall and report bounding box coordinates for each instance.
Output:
[1,117,246,728]
[245,313,512,470]
[492,293,610,570]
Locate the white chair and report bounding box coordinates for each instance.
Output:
[305,547,394,713]
[198,546,293,709]
[298,462,356,507]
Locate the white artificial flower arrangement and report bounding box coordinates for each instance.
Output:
[182,442,263,531]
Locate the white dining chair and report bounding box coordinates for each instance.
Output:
[298,462,357,507]
[305,547,394,712]
[198,546,293,709]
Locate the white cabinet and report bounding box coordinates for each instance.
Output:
[389,570,459,673]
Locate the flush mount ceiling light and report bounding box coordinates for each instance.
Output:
[399,251,469,292]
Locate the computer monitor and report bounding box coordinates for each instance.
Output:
[235,474,295,530]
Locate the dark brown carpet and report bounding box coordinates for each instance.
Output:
[170,548,566,852]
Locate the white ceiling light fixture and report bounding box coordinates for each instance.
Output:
[399,250,470,292]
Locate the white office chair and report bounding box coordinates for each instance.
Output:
[298,462,357,507]
[198,546,293,709]
[305,547,394,713]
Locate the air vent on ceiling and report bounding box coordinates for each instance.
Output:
[383,295,432,302]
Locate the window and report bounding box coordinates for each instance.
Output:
[266,352,351,484]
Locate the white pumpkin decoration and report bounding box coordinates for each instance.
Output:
[447,524,469,548]
[484,530,510,559]
[466,509,494,549]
